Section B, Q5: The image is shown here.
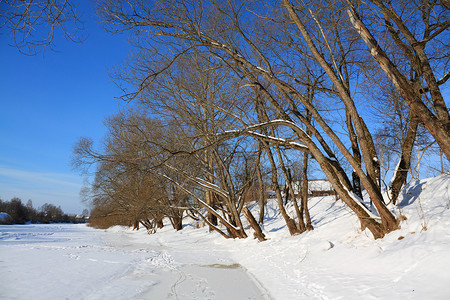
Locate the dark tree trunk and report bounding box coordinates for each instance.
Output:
[352,171,363,200]
[301,152,313,231]
[206,191,218,231]
[390,113,419,204]
[257,164,266,225]
[171,215,183,231]
[157,218,164,229]
[346,112,364,200]
[267,147,300,236]
[243,207,266,242]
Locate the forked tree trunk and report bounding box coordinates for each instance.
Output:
[276,146,306,232]
[291,121,398,238]
[281,2,397,234]
[224,214,247,239]
[266,146,301,235]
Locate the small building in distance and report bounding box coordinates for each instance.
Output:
[291,179,336,197]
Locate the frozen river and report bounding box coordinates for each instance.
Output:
[0,224,270,299]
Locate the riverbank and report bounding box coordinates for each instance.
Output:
[1,174,449,299]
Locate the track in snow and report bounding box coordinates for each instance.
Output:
[0,224,271,300]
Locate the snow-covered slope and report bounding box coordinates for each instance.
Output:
[152,173,450,299]
[220,173,450,299]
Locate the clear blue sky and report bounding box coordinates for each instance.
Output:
[0,3,132,214]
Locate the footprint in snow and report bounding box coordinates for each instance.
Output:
[103,260,121,264]
[66,254,80,260]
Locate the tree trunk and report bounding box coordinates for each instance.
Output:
[276,146,306,232]
[302,152,313,231]
[157,218,164,229]
[266,146,300,235]
[257,163,266,225]
[171,215,183,231]
[243,207,266,242]
[206,192,218,231]
[390,112,419,204]
[346,112,364,199]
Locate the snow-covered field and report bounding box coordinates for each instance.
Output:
[1,174,449,299]
[0,224,269,299]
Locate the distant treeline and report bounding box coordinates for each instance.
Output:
[0,197,87,224]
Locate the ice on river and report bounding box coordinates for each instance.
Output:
[0,224,270,299]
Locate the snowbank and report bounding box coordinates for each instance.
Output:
[149,174,450,299]
[220,173,450,299]
[0,212,14,225]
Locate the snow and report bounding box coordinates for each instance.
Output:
[256,66,268,73]
[291,179,334,195]
[307,179,334,192]
[0,224,268,299]
[1,174,449,299]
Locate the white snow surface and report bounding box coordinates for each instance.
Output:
[1,174,449,299]
[291,179,334,194]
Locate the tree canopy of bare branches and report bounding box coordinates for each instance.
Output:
[1,0,83,55]
[75,0,449,240]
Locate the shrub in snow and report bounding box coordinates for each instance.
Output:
[0,212,14,225]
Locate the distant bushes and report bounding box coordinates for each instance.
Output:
[0,197,87,224]
[87,206,130,229]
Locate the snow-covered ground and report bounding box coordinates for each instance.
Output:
[1,174,449,299]
[0,224,269,299]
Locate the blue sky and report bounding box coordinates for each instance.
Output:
[0,3,132,214]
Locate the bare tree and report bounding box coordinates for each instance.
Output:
[73,113,188,232]
[93,0,398,238]
[93,0,448,239]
